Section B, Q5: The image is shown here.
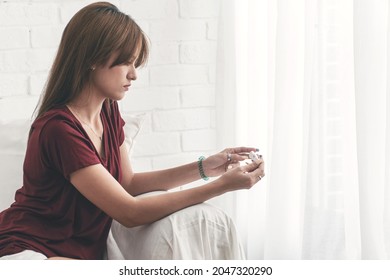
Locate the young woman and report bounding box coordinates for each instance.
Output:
[0,2,265,260]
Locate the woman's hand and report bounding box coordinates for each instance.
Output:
[219,158,265,192]
[202,147,259,177]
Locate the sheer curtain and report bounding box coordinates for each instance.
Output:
[216,0,390,259]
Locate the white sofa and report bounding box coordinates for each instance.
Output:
[0,116,244,260]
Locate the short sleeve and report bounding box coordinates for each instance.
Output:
[40,119,101,179]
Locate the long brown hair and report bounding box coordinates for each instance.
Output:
[34,1,149,119]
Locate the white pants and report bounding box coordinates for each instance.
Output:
[0,250,47,260]
[107,200,245,260]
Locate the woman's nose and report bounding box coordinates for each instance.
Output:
[127,66,137,81]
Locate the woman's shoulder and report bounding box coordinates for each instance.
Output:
[35,105,73,121]
[32,106,78,135]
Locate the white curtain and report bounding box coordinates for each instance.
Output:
[216,0,390,259]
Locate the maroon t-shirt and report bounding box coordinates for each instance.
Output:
[0,101,125,259]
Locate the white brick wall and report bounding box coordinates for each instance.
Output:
[0,0,220,173]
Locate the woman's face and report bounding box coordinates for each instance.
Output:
[89,52,138,101]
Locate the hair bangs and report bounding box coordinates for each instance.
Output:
[135,32,149,68]
[110,19,149,68]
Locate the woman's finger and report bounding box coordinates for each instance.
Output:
[225,162,240,171]
[251,160,265,178]
[229,153,248,162]
[241,159,262,173]
[229,147,257,154]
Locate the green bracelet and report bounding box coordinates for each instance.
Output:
[198,156,209,181]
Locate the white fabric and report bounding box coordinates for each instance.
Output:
[216,0,390,259]
[215,0,269,259]
[107,192,244,260]
[0,250,46,260]
[122,113,145,157]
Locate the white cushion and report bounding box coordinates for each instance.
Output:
[122,114,145,157]
[0,119,31,211]
[0,114,144,212]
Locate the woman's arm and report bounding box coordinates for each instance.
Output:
[120,141,203,195]
[119,144,259,196]
[69,158,264,228]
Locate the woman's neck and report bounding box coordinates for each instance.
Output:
[67,90,106,124]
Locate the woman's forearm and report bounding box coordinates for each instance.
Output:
[128,161,202,196]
